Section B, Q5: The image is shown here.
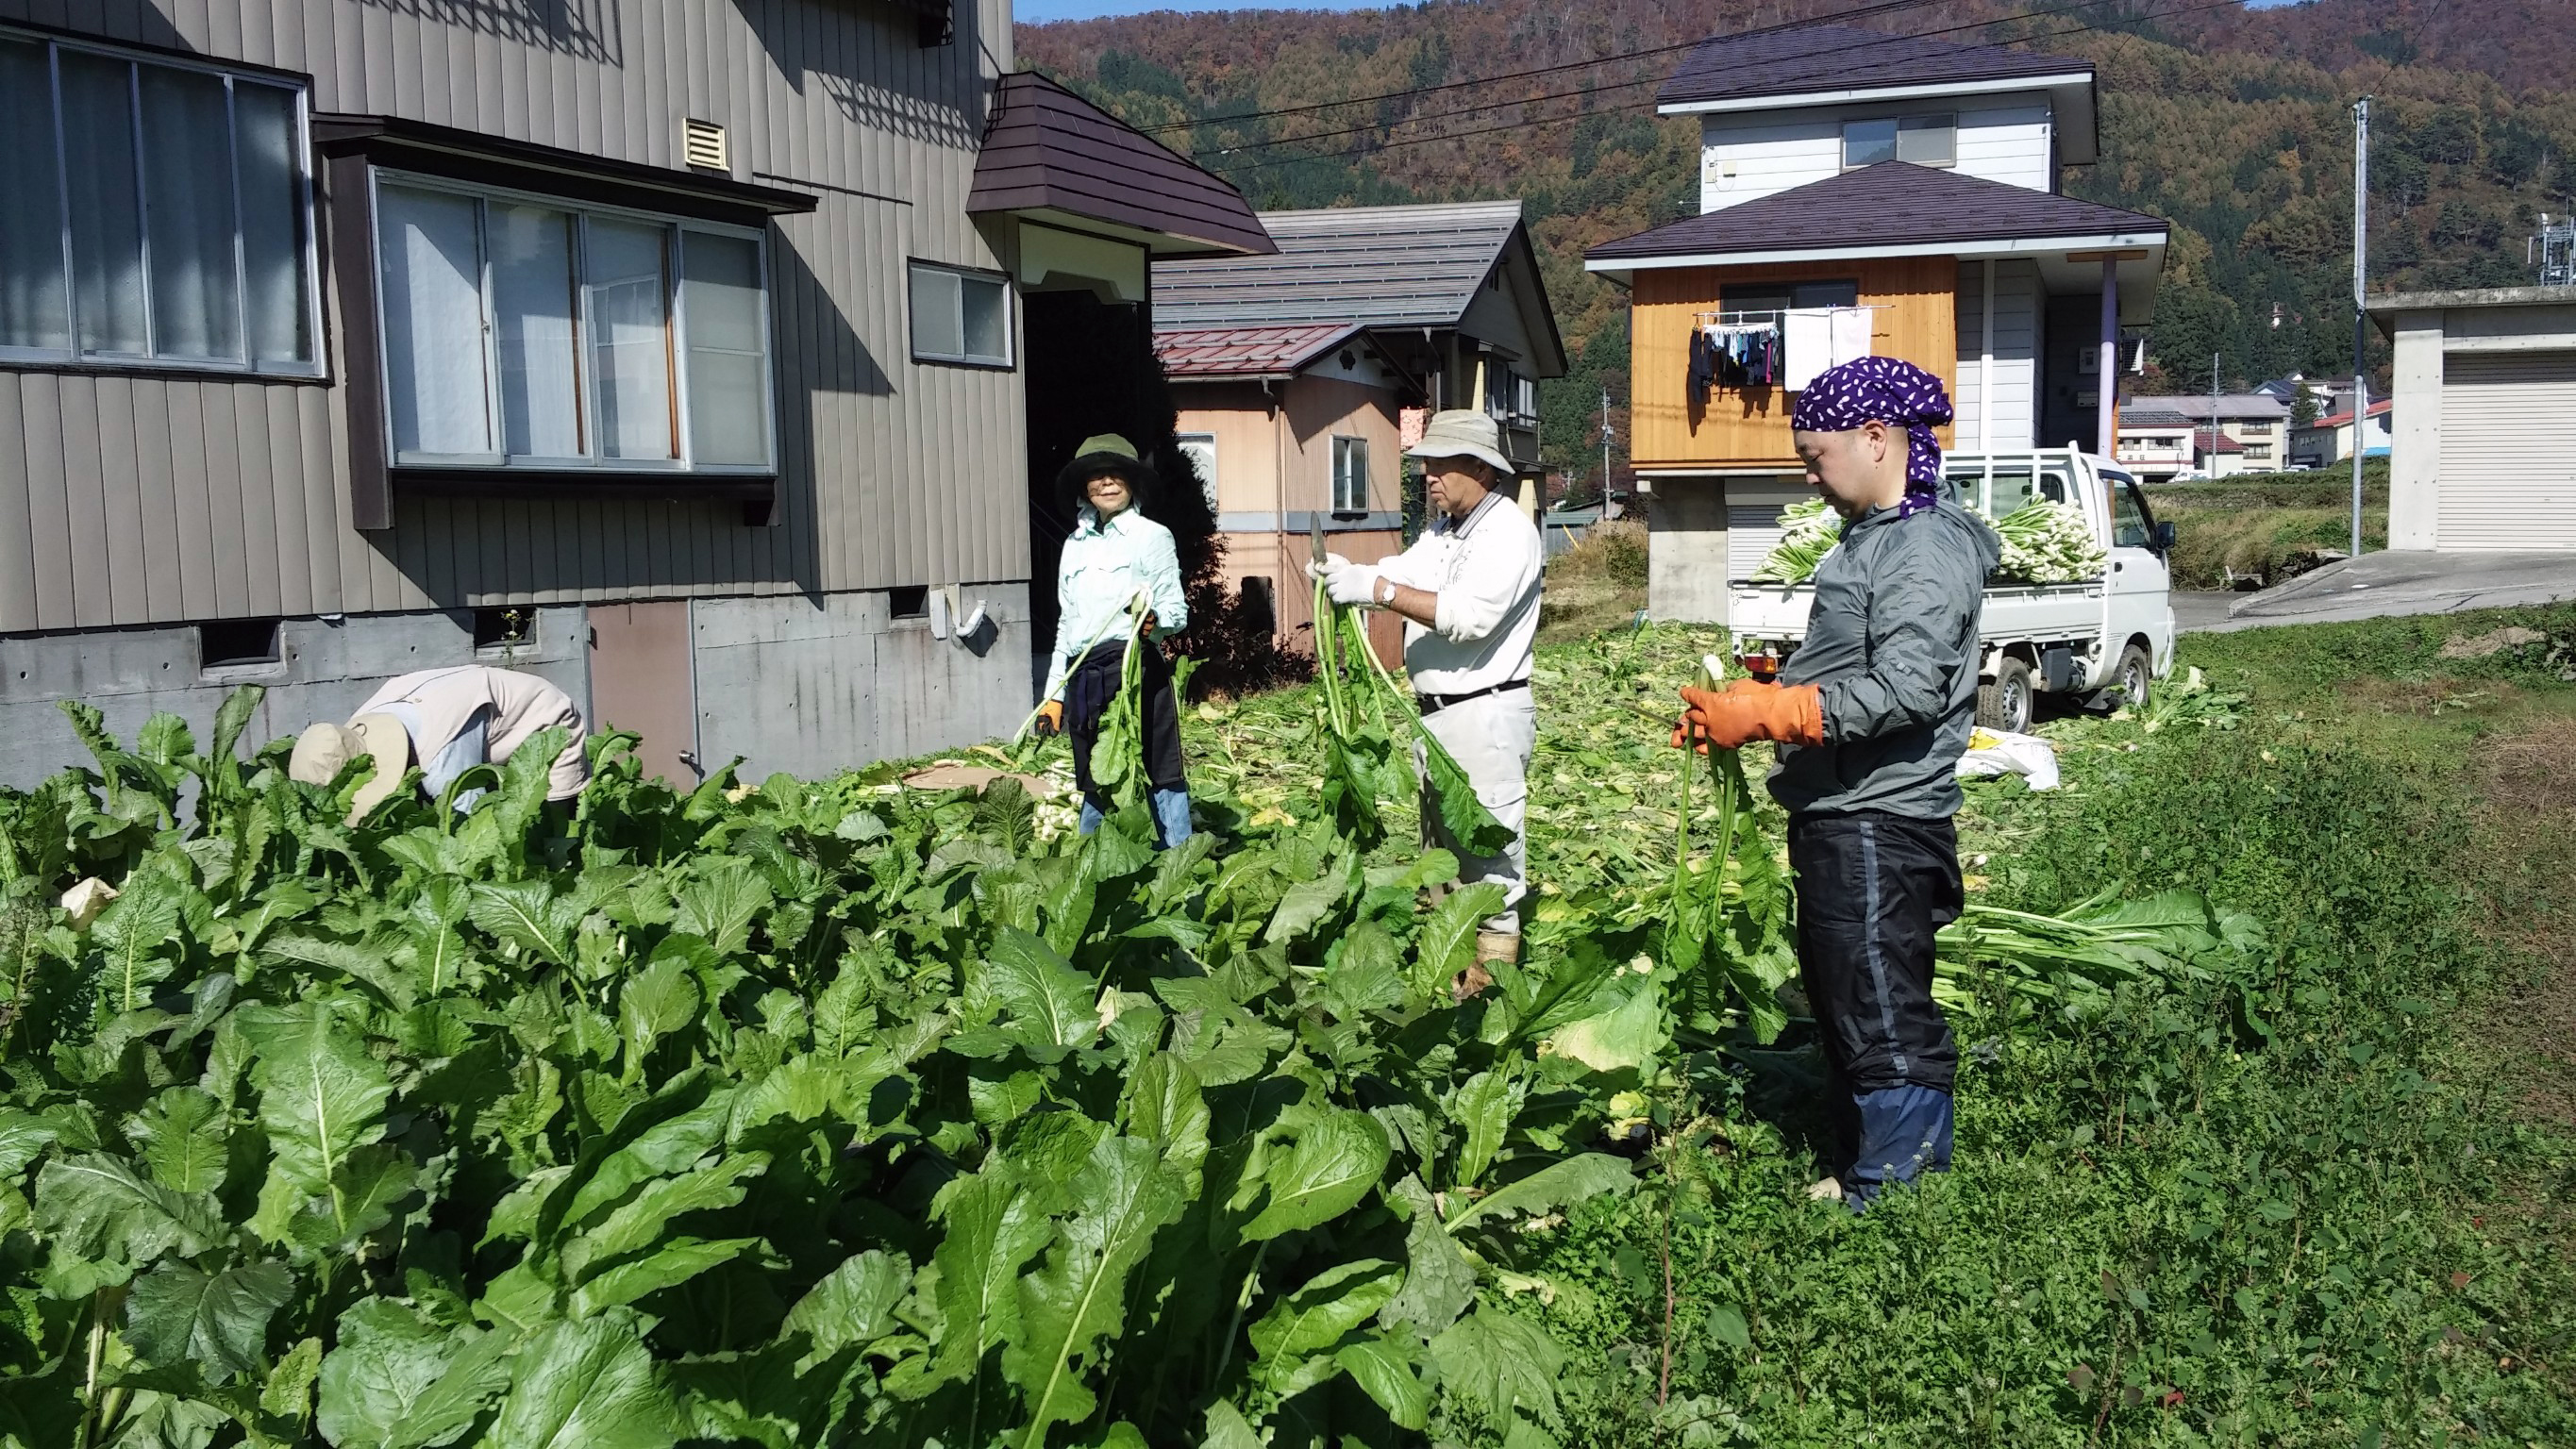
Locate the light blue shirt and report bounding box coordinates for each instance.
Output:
[1046,505,1188,700]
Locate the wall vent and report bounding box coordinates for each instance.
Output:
[682,118,728,172]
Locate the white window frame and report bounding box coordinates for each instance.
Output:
[367,167,777,474]
[908,259,1013,368]
[0,26,324,376]
[1842,112,1957,171]
[1177,431,1218,509]
[1330,435,1369,514]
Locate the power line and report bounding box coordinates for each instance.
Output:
[1138,0,1959,137]
[1196,0,2204,162]
[1206,0,2241,176]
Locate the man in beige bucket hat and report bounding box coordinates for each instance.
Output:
[291,665,587,824]
[1309,408,1543,986]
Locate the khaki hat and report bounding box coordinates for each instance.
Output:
[1405,408,1514,476]
[1056,432,1160,510]
[288,712,412,824]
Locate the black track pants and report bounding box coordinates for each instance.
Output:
[1788,810,1962,1095]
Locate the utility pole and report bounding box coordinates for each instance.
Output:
[2351,95,2371,558]
[1599,385,1614,504]
[2210,353,2221,477]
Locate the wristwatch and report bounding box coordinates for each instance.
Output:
[1376,577,1397,607]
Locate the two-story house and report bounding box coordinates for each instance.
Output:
[0,3,1274,788]
[1583,25,2169,622]
[1150,202,1564,660]
[2159,393,2292,472]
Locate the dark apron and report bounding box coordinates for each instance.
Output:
[1065,639,1187,799]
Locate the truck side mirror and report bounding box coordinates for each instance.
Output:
[2153,521,2177,554]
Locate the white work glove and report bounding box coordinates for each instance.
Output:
[1310,553,1387,608]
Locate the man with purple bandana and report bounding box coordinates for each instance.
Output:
[1674,357,2000,1209]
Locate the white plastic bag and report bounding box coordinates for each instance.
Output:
[1955,728,2061,791]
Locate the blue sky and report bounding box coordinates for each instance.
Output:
[1018,0,2307,22]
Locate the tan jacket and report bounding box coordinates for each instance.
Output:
[357,667,588,800]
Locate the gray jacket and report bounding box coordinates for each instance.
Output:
[1771,487,2001,819]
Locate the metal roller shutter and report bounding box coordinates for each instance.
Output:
[2437,351,2576,550]
[1726,503,1789,579]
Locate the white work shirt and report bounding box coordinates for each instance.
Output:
[1045,505,1189,701]
[1379,491,1543,695]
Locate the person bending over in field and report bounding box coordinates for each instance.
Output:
[290,664,588,824]
[1674,357,1999,1209]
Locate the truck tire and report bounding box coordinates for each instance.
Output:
[1977,658,2035,734]
[2108,644,2152,711]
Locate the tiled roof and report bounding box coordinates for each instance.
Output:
[2119,410,2194,429]
[1657,24,2089,108]
[1586,162,2166,262]
[1154,324,1364,379]
[2306,399,2394,428]
[2193,430,2248,453]
[1153,201,1533,331]
[2161,392,2291,420]
[967,73,1274,258]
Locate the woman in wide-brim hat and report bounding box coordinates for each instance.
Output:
[1037,434,1195,847]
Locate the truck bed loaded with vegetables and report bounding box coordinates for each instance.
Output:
[1730,449,2179,734]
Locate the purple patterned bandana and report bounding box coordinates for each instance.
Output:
[1790,357,1954,493]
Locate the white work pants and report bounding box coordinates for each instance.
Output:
[1414,688,1535,935]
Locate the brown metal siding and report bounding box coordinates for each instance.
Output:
[0,0,1026,634]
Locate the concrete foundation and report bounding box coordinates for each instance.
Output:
[1645,479,1731,623]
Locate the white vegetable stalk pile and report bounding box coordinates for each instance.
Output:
[1750,497,1842,584]
[1991,500,2107,585]
[1751,496,2104,587]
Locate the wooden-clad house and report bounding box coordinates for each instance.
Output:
[1584,25,2169,622]
[0,1,1271,786]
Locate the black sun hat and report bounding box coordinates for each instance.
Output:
[1055,433,1162,511]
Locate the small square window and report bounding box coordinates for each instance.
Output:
[199,618,282,670]
[1842,118,1897,168]
[1177,433,1218,510]
[909,261,1011,367]
[1331,436,1369,514]
[887,585,929,619]
[1896,114,1956,166]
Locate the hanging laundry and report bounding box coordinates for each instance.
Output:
[1783,308,1832,391]
[1688,329,1716,407]
[1829,306,1873,369]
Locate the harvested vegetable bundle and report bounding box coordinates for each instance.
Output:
[1990,499,2107,584]
[1933,889,2262,1009]
[1749,497,1842,585]
[1311,579,1514,855]
[1661,655,1798,1041]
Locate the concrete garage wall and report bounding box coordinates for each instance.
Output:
[1646,479,1731,623]
[692,584,1033,780]
[0,609,590,791]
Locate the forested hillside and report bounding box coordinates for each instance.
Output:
[1018,0,2576,487]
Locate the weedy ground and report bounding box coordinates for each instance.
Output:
[1190,603,2576,1445]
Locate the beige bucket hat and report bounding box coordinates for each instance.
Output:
[288,712,412,824]
[1404,408,1514,475]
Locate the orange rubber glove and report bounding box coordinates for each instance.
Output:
[1671,680,1826,751]
[1034,699,1064,736]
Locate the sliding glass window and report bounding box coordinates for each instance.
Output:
[372,173,775,473]
[0,29,318,375]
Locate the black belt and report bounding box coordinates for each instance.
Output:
[1416,679,1529,716]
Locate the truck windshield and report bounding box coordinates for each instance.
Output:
[1970,467,2068,517]
[2111,479,2155,548]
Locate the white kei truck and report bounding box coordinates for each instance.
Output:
[1725,449,2178,734]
